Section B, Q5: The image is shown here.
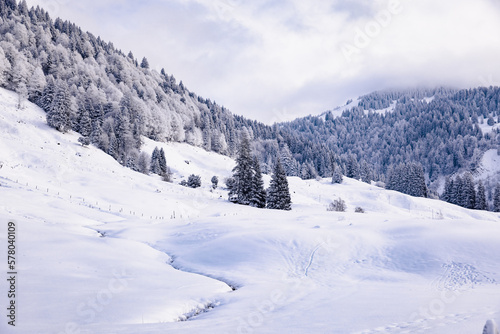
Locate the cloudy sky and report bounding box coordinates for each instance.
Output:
[25,0,500,123]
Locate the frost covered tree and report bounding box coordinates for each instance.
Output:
[266,158,291,211]
[345,154,360,179]
[27,67,46,103]
[476,180,487,211]
[387,162,427,198]
[280,144,297,176]
[230,133,253,205]
[138,152,150,175]
[140,57,149,69]
[187,174,201,188]
[441,177,453,203]
[332,169,343,184]
[150,147,161,175]
[360,160,372,184]
[159,148,167,175]
[250,156,266,208]
[462,173,476,209]
[46,79,72,132]
[211,176,218,189]
[494,184,500,212]
[15,82,27,109]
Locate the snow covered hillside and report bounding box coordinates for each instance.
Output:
[1,88,500,334]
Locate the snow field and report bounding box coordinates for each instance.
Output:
[1,88,500,333]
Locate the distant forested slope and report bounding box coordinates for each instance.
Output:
[1,0,499,191]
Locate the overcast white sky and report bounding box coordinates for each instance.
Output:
[25,0,500,123]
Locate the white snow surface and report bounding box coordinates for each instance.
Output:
[364,100,398,115]
[1,88,500,334]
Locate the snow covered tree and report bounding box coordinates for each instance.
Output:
[266,158,291,211]
[27,67,46,103]
[187,174,201,188]
[211,176,218,189]
[441,177,453,203]
[138,152,150,175]
[77,107,92,137]
[15,82,27,109]
[332,169,343,184]
[46,79,72,132]
[280,144,297,176]
[462,173,476,209]
[230,133,253,205]
[387,162,427,197]
[476,180,487,211]
[360,160,372,184]
[159,148,167,175]
[150,147,161,175]
[250,156,266,208]
[140,57,149,69]
[345,154,360,179]
[494,184,500,212]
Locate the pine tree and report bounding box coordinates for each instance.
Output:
[159,148,167,175]
[77,107,92,137]
[441,177,453,203]
[452,176,464,207]
[462,173,476,209]
[231,133,253,205]
[494,184,500,212]
[250,156,266,208]
[280,144,297,176]
[150,147,161,175]
[140,57,149,69]
[332,170,343,184]
[47,79,71,132]
[266,158,292,211]
[475,180,487,211]
[360,160,372,184]
[138,152,150,175]
[211,176,218,189]
[345,154,360,179]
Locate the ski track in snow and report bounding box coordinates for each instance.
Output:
[304,244,322,277]
[432,262,497,291]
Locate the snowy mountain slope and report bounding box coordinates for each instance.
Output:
[1,88,500,334]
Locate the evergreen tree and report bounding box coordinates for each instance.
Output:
[452,176,464,206]
[280,144,297,176]
[46,79,71,132]
[77,107,92,137]
[494,184,500,212]
[476,180,487,211]
[211,176,218,189]
[441,177,453,203]
[360,160,372,184]
[331,170,343,184]
[138,152,150,175]
[140,57,149,69]
[345,154,360,179]
[231,133,253,205]
[187,174,201,188]
[266,158,292,211]
[150,147,161,175]
[159,148,167,175]
[462,173,476,209]
[250,156,266,208]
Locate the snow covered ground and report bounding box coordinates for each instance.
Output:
[1,88,500,334]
